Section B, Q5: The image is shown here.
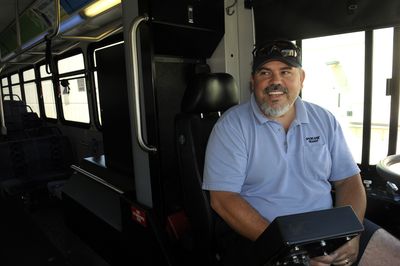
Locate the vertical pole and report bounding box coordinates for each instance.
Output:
[388,27,400,155]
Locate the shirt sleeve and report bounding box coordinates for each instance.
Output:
[202,112,248,193]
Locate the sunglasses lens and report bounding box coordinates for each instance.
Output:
[280,49,297,57]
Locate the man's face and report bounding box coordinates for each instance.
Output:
[251,60,305,118]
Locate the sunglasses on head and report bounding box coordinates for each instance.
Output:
[252,40,300,59]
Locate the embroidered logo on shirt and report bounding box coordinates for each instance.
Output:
[305,136,320,143]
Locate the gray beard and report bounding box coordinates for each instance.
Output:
[260,102,291,118]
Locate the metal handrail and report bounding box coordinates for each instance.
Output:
[129,15,157,153]
[71,165,124,194]
[61,24,123,42]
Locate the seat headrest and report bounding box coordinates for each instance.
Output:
[181,73,239,114]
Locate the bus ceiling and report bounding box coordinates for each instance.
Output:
[0,0,122,72]
[2,0,400,70]
[249,0,400,43]
[0,0,224,74]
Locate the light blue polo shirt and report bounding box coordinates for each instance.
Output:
[202,94,360,222]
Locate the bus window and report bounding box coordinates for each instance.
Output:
[1,77,8,100]
[371,28,393,164]
[22,68,40,116]
[58,53,85,74]
[59,75,90,123]
[39,65,57,119]
[302,32,365,163]
[10,73,22,100]
[39,64,52,78]
[41,80,57,119]
[2,87,10,98]
[22,68,35,80]
[1,77,8,86]
[57,53,90,124]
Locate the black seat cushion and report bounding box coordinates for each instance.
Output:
[175,72,239,264]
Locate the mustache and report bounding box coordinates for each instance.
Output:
[263,84,288,95]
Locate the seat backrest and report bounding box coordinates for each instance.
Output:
[2,99,43,138]
[175,72,239,264]
[3,100,28,132]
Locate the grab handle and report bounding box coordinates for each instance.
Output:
[129,15,157,153]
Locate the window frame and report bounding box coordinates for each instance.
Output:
[87,32,124,131]
[1,76,10,101]
[21,66,41,117]
[298,27,400,170]
[37,61,58,122]
[54,48,91,128]
[8,71,24,101]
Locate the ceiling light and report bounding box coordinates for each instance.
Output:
[82,0,121,17]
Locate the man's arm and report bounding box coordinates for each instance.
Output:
[311,174,367,266]
[333,173,366,221]
[210,190,269,241]
[312,174,366,266]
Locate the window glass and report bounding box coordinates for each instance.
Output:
[24,81,40,115]
[60,75,90,123]
[12,85,22,100]
[40,65,52,78]
[23,68,36,81]
[371,28,393,164]
[58,53,85,74]
[57,53,90,124]
[41,80,57,119]
[22,68,40,116]
[11,73,20,84]
[302,32,365,163]
[2,87,10,99]
[1,77,8,86]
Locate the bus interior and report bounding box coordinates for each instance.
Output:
[1,0,400,265]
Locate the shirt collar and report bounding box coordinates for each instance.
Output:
[250,93,310,125]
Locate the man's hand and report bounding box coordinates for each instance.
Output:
[331,236,360,265]
[310,236,360,266]
[310,252,337,266]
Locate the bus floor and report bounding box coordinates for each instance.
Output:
[0,190,110,266]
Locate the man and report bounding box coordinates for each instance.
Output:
[202,40,400,265]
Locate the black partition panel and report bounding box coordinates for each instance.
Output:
[145,0,224,58]
[153,59,202,211]
[96,43,134,176]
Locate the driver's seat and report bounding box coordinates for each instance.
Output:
[175,72,239,265]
